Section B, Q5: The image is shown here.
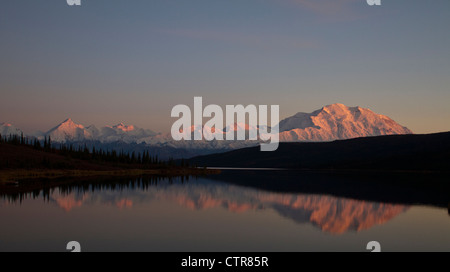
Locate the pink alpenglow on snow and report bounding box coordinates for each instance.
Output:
[279,103,412,142]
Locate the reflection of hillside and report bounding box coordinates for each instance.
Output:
[50,193,134,212]
[48,180,408,234]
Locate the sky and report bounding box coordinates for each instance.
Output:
[1,0,449,134]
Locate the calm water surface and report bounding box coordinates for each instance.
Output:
[1,170,450,252]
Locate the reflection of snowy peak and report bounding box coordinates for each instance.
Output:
[279,103,412,142]
[49,180,409,234]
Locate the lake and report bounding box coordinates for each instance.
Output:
[1,170,450,252]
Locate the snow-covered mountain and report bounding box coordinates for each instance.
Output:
[2,103,413,157]
[0,123,23,136]
[43,118,156,143]
[45,118,95,142]
[100,123,156,143]
[279,103,412,142]
[159,103,412,146]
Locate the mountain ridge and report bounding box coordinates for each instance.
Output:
[1,103,412,145]
[1,103,414,158]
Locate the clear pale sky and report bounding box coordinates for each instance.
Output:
[1,0,449,134]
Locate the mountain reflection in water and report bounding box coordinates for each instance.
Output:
[0,176,409,234]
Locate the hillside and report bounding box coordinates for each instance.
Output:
[0,142,121,171]
[0,141,218,183]
[189,132,450,172]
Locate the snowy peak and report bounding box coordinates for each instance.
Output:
[321,103,350,113]
[2,103,413,151]
[110,123,135,132]
[311,103,364,118]
[42,119,157,143]
[0,122,22,136]
[37,119,157,144]
[279,103,412,142]
[46,118,92,142]
[57,118,85,130]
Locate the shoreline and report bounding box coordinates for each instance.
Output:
[0,168,220,183]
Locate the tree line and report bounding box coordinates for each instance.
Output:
[0,133,189,168]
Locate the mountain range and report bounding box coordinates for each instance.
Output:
[41,118,158,143]
[1,103,413,158]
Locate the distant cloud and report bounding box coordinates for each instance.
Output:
[154,28,319,50]
[287,0,363,20]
